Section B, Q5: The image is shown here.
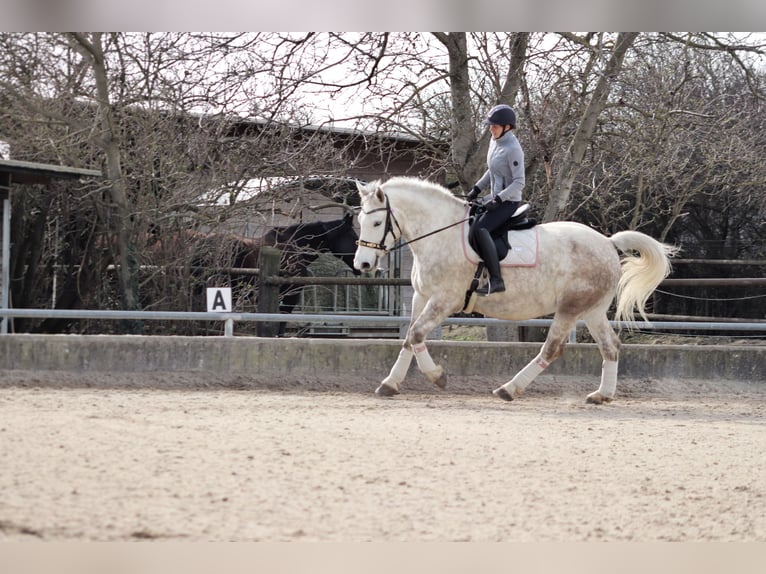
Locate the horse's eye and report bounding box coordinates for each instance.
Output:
[373,221,382,227]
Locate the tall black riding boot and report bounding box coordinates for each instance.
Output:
[475,228,506,295]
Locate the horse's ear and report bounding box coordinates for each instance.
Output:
[356,179,384,203]
[355,180,369,197]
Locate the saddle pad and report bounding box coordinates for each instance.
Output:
[462,221,539,268]
[500,227,538,267]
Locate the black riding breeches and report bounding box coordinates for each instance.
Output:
[469,200,521,243]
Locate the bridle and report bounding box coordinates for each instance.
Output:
[355,192,469,254]
[355,194,402,252]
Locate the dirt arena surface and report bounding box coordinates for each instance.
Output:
[1,370,764,542]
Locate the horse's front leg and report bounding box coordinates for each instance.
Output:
[375,291,427,396]
[375,292,452,396]
[375,345,414,397]
[408,291,455,389]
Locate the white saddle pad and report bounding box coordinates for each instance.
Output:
[462,221,539,268]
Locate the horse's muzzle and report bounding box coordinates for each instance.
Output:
[353,251,378,273]
[354,239,383,272]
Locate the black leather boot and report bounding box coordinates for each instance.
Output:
[475,228,505,295]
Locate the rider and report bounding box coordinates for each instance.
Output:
[466,104,525,296]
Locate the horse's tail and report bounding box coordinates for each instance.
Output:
[609,231,679,325]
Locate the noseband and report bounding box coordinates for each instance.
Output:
[355,194,402,253]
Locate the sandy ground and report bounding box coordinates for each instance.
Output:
[0,370,764,542]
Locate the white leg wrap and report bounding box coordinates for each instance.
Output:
[413,343,438,374]
[505,353,549,392]
[383,347,414,389]
[598,360,618,398]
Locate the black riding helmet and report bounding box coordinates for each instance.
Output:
[482,104,516,128]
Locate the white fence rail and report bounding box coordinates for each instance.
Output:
[2,308,765,338]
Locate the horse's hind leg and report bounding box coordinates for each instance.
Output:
[493,315,577,401]
[582,311,621,404]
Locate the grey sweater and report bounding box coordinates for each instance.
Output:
[474,131,525,202]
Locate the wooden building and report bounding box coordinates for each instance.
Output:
[0,159,102,334]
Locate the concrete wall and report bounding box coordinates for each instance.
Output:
[0,335,763,383]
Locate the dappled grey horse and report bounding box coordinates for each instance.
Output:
[353,177,677,403]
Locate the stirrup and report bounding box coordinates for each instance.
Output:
[476,279,506,296]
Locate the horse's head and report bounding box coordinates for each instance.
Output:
[354,180,398,272]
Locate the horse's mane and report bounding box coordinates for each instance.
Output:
[382,176,463,203]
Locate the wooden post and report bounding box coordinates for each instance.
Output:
[257,246,281,337]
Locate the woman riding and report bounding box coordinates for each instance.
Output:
[466,104,525,295]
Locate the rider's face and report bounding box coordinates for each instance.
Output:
[489,124,506,139]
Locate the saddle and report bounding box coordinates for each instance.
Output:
[468,203,537,260]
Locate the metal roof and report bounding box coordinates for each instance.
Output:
[0,158,102,186]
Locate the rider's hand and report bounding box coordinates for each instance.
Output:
[466,185,481,202]
[484,196,501,212]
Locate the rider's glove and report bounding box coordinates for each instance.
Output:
[466,185,481,202]
[484,196,502,212]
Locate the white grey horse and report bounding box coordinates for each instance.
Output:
[353,177,678,403]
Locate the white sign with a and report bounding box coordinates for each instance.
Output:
[206,287,232,312]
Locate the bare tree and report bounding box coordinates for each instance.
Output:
[538,33,639,221]
[432,32,530,187]
[3,32,766,331]
[68,33,142,322]
[1,33,384,330]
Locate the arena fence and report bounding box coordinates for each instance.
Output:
[1,308,765,339]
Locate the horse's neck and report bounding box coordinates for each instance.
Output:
[389,188,465,269]
[282,250,316,276]
[390,188,462,240]
[292,235,328,253]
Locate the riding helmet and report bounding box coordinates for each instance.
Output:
[482,104,516,128]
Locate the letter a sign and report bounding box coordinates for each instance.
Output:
[206,287,232,313]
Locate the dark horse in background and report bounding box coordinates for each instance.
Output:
[259,213,361,335]
[148,213,360,336]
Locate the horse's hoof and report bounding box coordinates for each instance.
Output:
[586,392,613,405]
[432,371,447,389]
[493,387,514,402]
[375,383,400,397]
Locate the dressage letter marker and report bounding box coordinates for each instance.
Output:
[207,287,232,312]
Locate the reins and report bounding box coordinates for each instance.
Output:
[356,193,469,254]
[391,217,469,253]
